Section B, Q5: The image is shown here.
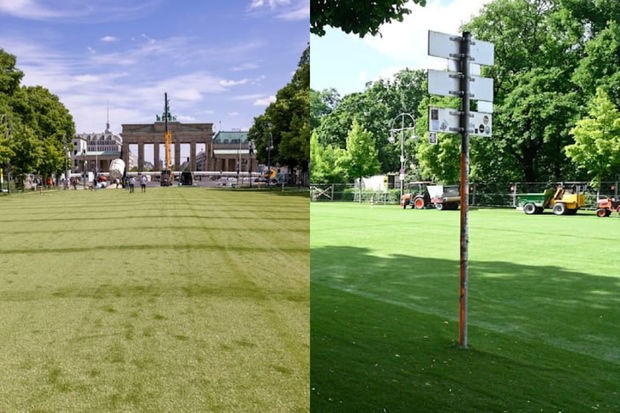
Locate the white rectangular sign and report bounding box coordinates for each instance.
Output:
[429,107,492,137]
[428,70,494,101]
[469,111,493,137]
[428,30,460,61]
[428,30,495,66]
[429,107,460,133]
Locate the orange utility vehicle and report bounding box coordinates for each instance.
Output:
[596,197,620,217]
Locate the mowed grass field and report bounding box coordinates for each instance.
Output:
[0,187,308,412]
[311,203,620,412]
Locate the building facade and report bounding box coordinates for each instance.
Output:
[211,130,255,173]
[71,123,122,174]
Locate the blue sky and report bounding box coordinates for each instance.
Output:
[0,0,309,136]
[311,0,492,96]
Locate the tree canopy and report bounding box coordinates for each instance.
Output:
[0,48,75,181]
[247,46,310,182]
[565,88,620,189]
[311,0,620,188]
[310,0,426,37]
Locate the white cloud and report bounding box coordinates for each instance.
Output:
[0,0,74,19]
[176,115,196,122]
[232,62,259,72]
[228,111,240,117]
[100,35,118,42]
[219,78,250,87]
[248,0,306,20]
[232,93,265,101]
[249,0,291,10]
[363,0,493,71]
[276,3,308,21]
[253,96,276,106]
[0,0,162,22]
[75,74,99,83]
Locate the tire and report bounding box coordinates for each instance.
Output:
[552,203,566,215]
[435,203,444,211]
[523,203,536,215]
[596,208,608,218]
[414,197,425,209]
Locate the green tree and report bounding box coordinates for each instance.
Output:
[313,68,426,174]
[464,0,587,183]
[565,88,620,190]
[311,88,340,130]
[0,114,15,167]
[248,46,309,182]
[338,120,380,201]
[573,21,620,107]
[311,0,426,37]
[9,123,43,177]
[310,132,345,183]
[0,48,23,95]
[10,85,75,180]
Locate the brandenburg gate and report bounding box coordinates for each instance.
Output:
[120,120,214,172]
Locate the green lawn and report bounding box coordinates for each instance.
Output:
[311,203,620,412]
[0,187,309,412]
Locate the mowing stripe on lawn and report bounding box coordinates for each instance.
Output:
[0,188,309,412]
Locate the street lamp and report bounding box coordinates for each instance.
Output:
[248,139,255,188]
[63,139,70,190]
[267,131,273,186]
[1,114,10,193]
[388,113,416,198]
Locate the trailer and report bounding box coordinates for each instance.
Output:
[400,182,459,210]
[427,185,460,210]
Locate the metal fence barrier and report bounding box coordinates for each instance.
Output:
[310,181,619,210]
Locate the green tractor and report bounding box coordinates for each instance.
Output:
[519,185,587,215]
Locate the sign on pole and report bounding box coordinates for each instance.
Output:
[428,30,494,66]
[427,30,495,349]
[429,107,492,137]
[428,69,494,101]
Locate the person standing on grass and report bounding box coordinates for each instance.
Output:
[140,174,147,192]
[129,176,135,193]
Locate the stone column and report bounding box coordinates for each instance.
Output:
[122,142,129,167]
[190,142,196,171]
[174,140,181,170]
[138,142,144,172]
[153,143,160,171]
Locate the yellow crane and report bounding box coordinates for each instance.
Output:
[161,92,173,186]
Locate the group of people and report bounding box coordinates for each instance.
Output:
[128,174,147,193]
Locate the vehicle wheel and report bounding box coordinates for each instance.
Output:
[435,203,444,211]
[552,203,566,215]
[414,197,425,209]
[523,203,536,215]
[596,208,608,217]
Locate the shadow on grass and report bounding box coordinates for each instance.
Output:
[311,246,620,413]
